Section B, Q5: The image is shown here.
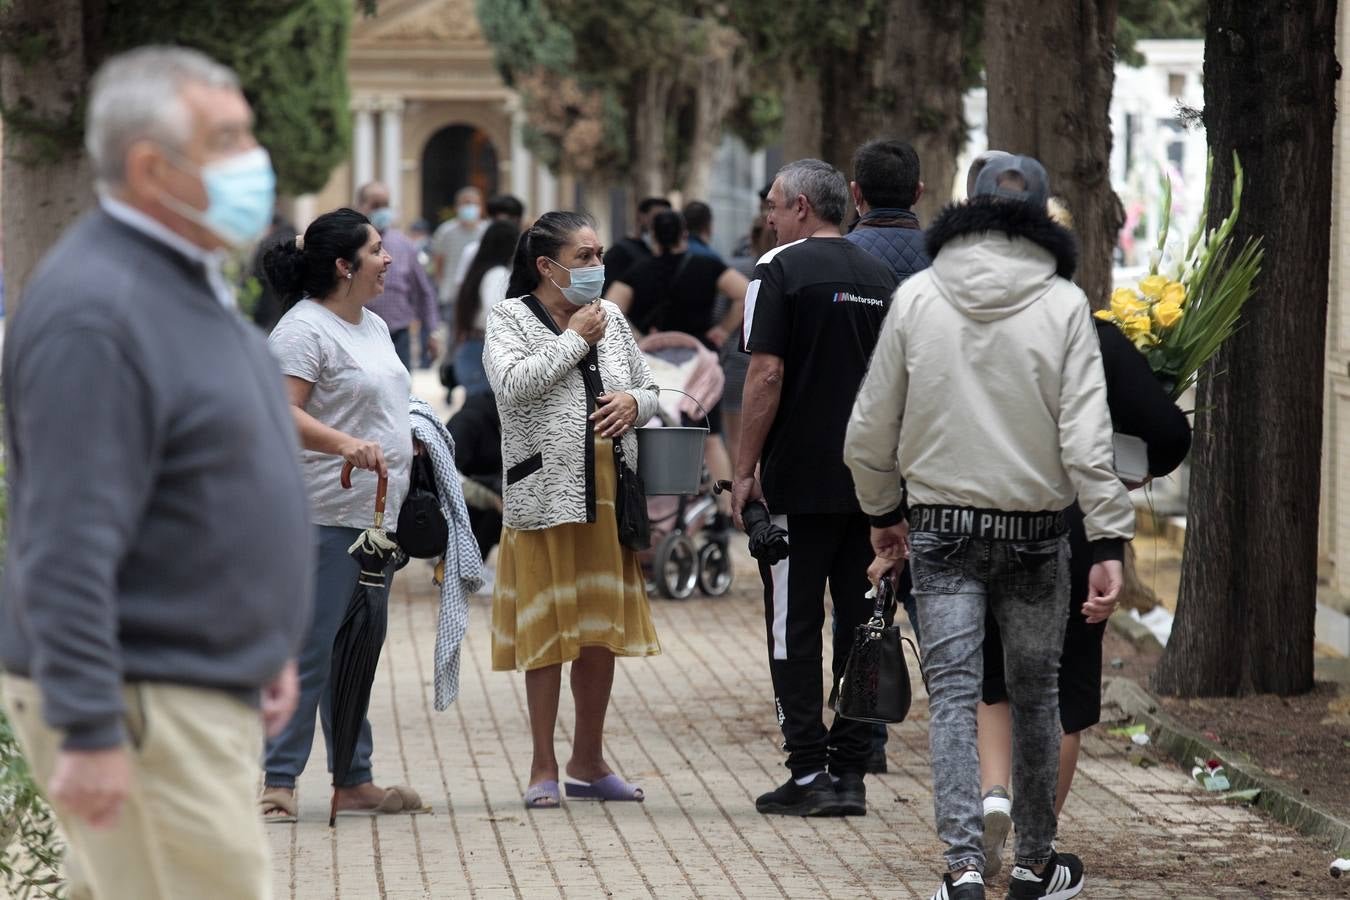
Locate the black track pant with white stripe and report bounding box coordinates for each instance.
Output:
[758,512,875,778]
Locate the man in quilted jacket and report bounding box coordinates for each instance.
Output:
[844,139,931,284]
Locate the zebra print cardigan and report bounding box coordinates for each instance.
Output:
[484,295,660,531]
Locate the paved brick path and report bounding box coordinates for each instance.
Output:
[267,551,1345,899]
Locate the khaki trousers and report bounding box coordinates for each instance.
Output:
[2,675,271,900]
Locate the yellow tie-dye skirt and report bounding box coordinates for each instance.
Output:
[491,435,662,671]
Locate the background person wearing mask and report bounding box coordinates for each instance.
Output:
[601,195,671,292]
[432,185,486,315]
[452,219,519,397]
[0,46,312,900]
[453,193,526,289]
[356,180,439,370]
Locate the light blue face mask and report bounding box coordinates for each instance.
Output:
[369,207,394,232]
[161,146,276,246]
[548,258,606,306]
[458,203,481,223]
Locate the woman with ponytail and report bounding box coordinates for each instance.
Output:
[485,211,662,809]
[258,208,424,822]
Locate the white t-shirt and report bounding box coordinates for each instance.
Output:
[432,220,486,302]
[474,266,510,331]
[268,300,412,530]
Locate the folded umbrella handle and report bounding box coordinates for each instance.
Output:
[340,461,389,528]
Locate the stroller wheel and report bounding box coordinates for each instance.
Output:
[697,541,733,597]
[653,533,698,600]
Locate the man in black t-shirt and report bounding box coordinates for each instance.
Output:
[602,195,672,292]
[731,159,898,818]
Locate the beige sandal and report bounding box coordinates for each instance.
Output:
[334,784,428,818]
[259,788,297,824]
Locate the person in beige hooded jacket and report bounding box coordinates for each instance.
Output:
[844,155,1132,900]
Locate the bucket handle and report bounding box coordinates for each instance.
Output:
[656,387,712,431]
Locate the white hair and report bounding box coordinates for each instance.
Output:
[776,159,848,226]
[86,45,240,190]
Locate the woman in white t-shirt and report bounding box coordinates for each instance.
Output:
[452,219,519,396]
[258,208,422,823]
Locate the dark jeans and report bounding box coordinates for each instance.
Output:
[264,525,393,789]
[910,528,1069,873]
[757,512,874,778]
[390,327,412,371]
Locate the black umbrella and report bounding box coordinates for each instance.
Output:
[715,481,789,564]
[328,462,404,827]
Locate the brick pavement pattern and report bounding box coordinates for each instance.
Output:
[267,554,1342,899]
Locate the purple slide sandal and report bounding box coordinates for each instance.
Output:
[564,774,645,802]
[524,780,561,809]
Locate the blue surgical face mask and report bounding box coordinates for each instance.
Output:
[369,207,394,232]
[458,203,481,224]
[161,146,276,246]
[548,258,605,306]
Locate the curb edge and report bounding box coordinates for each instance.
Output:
[1102,676,1350,856]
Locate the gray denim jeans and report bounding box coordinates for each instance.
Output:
[910,530,1070,873]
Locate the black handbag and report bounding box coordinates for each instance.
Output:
[396,452,449,558]
[832,577,920,724]
[577,348,651,552]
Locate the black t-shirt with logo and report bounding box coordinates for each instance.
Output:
[743,237,898,515]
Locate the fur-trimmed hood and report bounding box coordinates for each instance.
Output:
[922,199,1079,322]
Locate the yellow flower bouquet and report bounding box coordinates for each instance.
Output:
[1094,153,1263,400]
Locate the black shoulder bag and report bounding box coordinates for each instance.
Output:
[396,451,449,559]
[576,346,652,552]
[831,576,921,724]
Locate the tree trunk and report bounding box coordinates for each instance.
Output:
[1152,0,1336,697]
[781,67,823,162]
[984,0,1122,309]
[0,0,97,309]
[682,24,742,202]
[879,0,967,226]
[630,68,674,201]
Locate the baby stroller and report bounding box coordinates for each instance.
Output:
[637,331,734,600]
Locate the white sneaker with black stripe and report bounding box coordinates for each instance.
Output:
[1006,850,1083,899]
[930,869,985,900]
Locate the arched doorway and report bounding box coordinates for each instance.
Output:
[421,124,499,225]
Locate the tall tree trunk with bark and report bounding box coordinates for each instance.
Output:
[682,24,742,202]
[630,68,676,201]
[984,0,1122,309]
[781,67,823,163]
[879,0,968,226]
[0,0,99,309]
[1152,0,1336,698]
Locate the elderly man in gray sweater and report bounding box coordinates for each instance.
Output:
[0,47,312,900]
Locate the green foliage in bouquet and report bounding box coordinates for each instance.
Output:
[1096,152,1264,400]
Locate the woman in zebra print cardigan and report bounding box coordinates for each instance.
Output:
[484,211,662,810]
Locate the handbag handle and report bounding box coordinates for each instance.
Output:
[340,461,389,528]
[871,576,897,625]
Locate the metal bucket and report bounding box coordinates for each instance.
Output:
[635,389,710,495]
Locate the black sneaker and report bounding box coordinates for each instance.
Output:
[754,773,842,816]
[930,870,985,900]
[833,772,866,816]
[865,748,888,774]
[1005,851,1084,900]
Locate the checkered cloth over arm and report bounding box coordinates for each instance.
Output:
[409,397,484,709]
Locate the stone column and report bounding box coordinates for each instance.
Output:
[508,97,531,204]
[377,97,405,216]
[352,98,377,193]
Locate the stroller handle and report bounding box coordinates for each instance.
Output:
[659,388,713,430]
[340,462,389,527]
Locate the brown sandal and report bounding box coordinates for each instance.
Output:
[259,788,297,824]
